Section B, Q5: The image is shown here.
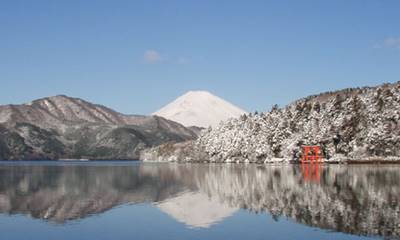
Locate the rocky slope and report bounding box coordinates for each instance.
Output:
[142,81,400,163]
[0,95,197,160]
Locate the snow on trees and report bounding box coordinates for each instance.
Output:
[196,82,400,163]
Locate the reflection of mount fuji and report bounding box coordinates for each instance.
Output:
[0,163,399,238]
[157,191,238,228]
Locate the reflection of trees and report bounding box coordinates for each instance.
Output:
[191,164,400,238]
[0,163,399,238]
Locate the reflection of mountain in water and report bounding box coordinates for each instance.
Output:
[0,164,188,222]
[157,191,238,228]
[0,163,399,238]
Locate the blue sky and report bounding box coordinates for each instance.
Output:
[1,0,399,114]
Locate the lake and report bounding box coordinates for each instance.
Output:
[0,161,399,240]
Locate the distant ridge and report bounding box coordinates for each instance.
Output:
[153,91,246,128]
[0,95,197,160]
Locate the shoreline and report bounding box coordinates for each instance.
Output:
[1,158,400,164]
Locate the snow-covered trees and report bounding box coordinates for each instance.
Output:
[196,82,400,163]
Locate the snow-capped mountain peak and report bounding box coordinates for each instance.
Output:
[153,90,246,128]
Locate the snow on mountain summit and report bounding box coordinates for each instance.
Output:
[153,91,246,128]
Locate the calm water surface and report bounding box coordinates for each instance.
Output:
[0,161,399,240]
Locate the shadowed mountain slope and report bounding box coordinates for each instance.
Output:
[0,95,197,160]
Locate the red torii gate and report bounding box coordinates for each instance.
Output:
[301,145,322,182]
[301,145,321,164]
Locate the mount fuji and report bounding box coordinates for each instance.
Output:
[153,91,246,128]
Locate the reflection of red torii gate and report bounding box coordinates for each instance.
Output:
[301,145,322,182]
